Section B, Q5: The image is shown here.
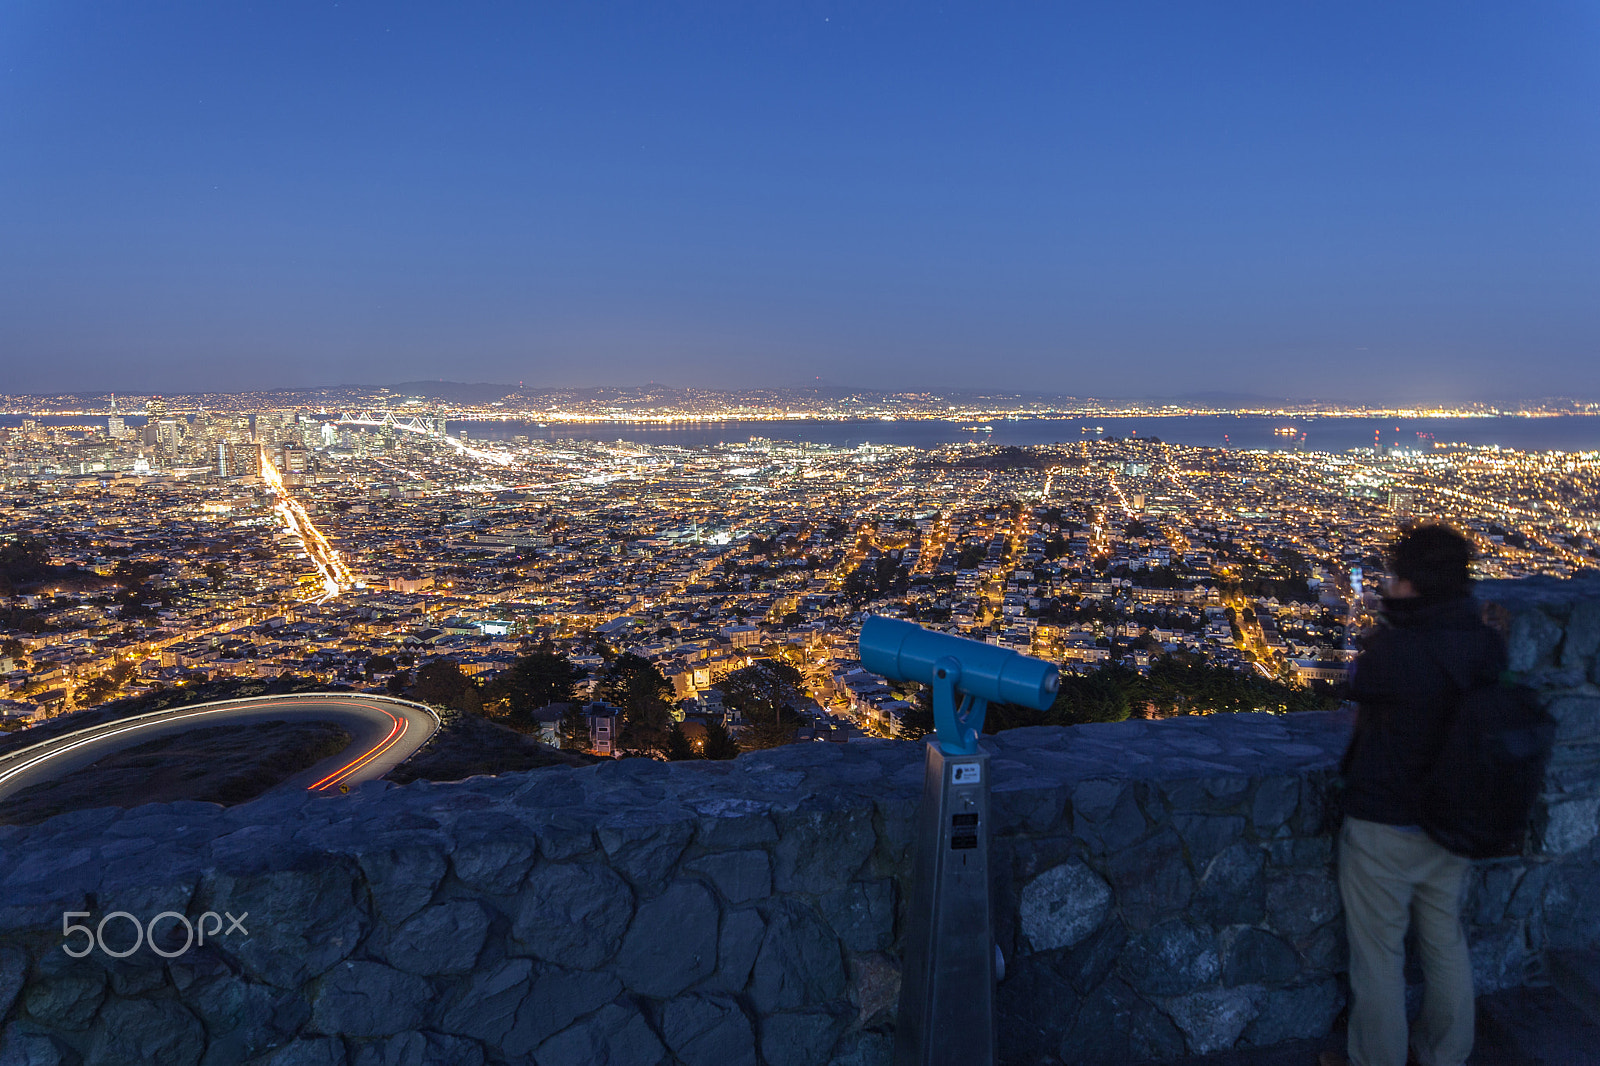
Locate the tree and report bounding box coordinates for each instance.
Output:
[665,722,697,761]
[0,537,50,596]
[597,653,675,755]
[485,646,582,722]
[702,715,740,760]
[717,661,806,750]
[411,658,479,712]
[76,674,120,707]
[203,561,230,589]
[559,703,590,750]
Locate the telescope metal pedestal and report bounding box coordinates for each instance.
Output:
[893,740,995,1066]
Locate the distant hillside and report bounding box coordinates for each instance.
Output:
[385,381,521,403]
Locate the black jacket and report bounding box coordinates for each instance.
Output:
[1342,593,1508,827]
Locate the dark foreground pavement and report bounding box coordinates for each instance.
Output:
[1152,984,1600,1066]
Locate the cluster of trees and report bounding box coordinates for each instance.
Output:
[389,644,742,762]
[844,555,909,598]
[983,655,1341,732]
[1218,547,1318,605]
[0,537,51,595]
[713,660,807,751]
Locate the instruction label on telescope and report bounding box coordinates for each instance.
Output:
[951,764,982,786]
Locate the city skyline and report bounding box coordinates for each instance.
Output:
[4,4,1598,398]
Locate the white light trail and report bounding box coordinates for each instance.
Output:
[259,445,354,602]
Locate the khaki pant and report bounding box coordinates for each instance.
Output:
[1338,817,1474,1066]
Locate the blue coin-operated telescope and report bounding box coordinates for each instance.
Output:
[859,616,1061,1066]
[860,615,1060,754]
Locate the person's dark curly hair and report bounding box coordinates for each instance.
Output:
[1389,524,1473,602]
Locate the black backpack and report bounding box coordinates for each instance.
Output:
[1418,670,1556,859]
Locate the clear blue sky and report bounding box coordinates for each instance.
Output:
[2,2,1597,400]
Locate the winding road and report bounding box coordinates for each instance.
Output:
[0,694,440,804]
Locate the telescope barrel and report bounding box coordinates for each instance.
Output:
[859,616,1059,712]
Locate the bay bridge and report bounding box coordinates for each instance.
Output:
[331,410,513,466]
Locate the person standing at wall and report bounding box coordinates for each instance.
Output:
[1324,525,1506,1066]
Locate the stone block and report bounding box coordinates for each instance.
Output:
[504,966,623,1057]
[1221,927,1300,986]
[990,780,1067,835]
[1251,777,1300,832]
[598,810,694,889]
[449,833,537,897]
[1292,775,1335,836]
[349,1031,485,1066]
[871,798,917,870]
[529,814,594,861]
[1119,920,1220,996]
[105,954,168,997]
[1298,923,1347,975]
[615,880,719,998]
[1063,976,1186,1063]
[533,1002,664,1066]
[1265,837,1332,868]
[847,953,899,1027]
[693,799,780,851]
[198,861,368,988]
[701,907,765,995]
[438,958,535,1047]
[1265,871,1341,942]
[1469,864,1523,927]
[1071,778,1125,820]
[773,807,875,895]
[826,1030,892,1066]
[1537,797,1599,855]
[760,1009,846,1066]
[260,1038,349,1066]
[1158,986,1260,1055]
[1018,860,1112,953]
[1107,828,1193,930]
[383,901,490,976]
[1563,600,1600,670]
[311,961,432,1038]
[355,845,446,925]
[1073,785,1147,855]
[512,862,633,969]
[178,966,297,1063]
[1547,696,1600,746]
[749,901,846,1014]
[1173,814,1246,867]
[686,850,772,905]
[22,965,104,1031]
[85,998,206,1066]
[0,1025,72,1066]
[1162,777,1250,814]
[1241,978,1344,1047]
[0,947,27,1026]
[819,880,895,954]
[1506,863,1552,921]
[1508,609,1564,672]
[997,956,1079,1063]
[1059,921,1127,995]
[661,994,757,1066]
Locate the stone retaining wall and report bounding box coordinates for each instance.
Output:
[1,576,1597,1065]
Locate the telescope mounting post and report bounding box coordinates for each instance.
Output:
[897,661,996,1066]
[930,656,988,755]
